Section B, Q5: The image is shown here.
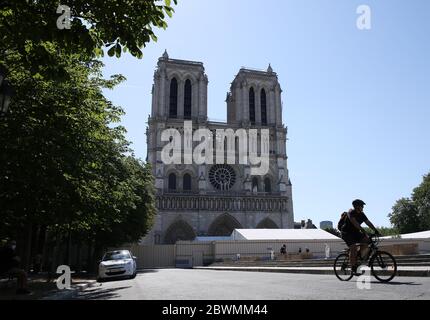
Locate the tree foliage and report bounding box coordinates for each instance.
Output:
[323,227,341,238]
[0,41,160,272]
[0,0,177,272]
[362,226,400,237]
[0,46,156,248]
[1,0,177,79]
[389,173,430,234]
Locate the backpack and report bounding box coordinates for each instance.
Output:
[337,211,348,231]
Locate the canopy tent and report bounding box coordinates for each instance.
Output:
[381,230,430,240]
[194,236,232,242]
[230,229,340,241]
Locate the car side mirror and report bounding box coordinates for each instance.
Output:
[133,256,137,260]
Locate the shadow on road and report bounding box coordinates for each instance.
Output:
[76,286,131,300]
[137,269,159,274]
[370,281,422,286]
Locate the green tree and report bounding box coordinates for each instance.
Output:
[94,157,156,248]
[412,173,430,230]
[0,0,177,272]
[362,226,399,237]
[0,45,155,270]
[388,173,430,234]
[323,227,341,238]
[388,198,421,234]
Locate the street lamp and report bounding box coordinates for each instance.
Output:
[0,65,13,117]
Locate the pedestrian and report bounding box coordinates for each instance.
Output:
[0,240,32,295]
[280,244,286,255]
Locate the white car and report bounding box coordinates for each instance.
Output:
[98,250,137,281]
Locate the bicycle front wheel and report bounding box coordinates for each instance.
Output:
[370,251,397,282]
[334,253,353,281]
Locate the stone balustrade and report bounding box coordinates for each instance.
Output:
[156,194,289,212]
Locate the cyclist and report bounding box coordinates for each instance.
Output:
[340,199,381,275]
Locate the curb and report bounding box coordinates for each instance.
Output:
[194,267,430,277]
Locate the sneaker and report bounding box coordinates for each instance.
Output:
[16,288,33,295]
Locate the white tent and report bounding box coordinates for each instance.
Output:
[194,236,231,242]
[381,230,430,240]
[230,229,340,241]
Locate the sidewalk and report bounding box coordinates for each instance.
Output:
[194,266,430,277]
[0,275,99,300]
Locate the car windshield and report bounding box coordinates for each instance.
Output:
[102,251,131,261]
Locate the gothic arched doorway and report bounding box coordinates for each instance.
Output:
[256,217,279,229]
[208,213,242,236]
[164,220,196,244]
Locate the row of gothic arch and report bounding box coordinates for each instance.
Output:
[168,77,269,124]
[168,172,192,191]
[166,172,273,193]
[169,78,192,119]
[163,213,279,244]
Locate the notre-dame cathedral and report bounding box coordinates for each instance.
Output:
[143,51,294,244]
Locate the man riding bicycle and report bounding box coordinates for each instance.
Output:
[340,199,381,275]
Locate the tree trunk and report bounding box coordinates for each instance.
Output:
[41,227,49,273]
[92,241,104,275]
[86,240,93,273]
[66,230,72,266]
[76,240,82,273]
[49,233,62,281]
[24,223,33,272]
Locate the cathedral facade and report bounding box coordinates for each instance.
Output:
[144,51,294,244]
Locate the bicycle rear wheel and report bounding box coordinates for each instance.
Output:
[370,251,397,282]
[334,253,353,281]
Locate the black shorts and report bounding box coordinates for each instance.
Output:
[341,231,367,247]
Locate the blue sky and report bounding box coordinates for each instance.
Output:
[101,0,430,228]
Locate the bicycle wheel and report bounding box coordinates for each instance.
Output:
[334,253,353,281]
[370,251,397,282]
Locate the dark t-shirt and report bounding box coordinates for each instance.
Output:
[342,209,368,234]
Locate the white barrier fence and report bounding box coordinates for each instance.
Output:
[113,237,430,269]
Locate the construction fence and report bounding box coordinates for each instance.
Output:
[113,237,430,269]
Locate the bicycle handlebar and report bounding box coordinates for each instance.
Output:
[367,233,380,245]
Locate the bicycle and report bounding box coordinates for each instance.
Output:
[333,234,397,282]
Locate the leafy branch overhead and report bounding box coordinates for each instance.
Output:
[1,0,177,76]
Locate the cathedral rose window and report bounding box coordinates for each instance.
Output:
[209,165,236,190]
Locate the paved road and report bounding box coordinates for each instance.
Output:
[74,269,430,300]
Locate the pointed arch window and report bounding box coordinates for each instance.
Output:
[184,79,192,119]
[168,173,177,191]
[249,87,255,125]
[169,78,178,118]
[264,177,271,193]
[183,173,192,191]
[252,177,259,193]
[261,88,267,125]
